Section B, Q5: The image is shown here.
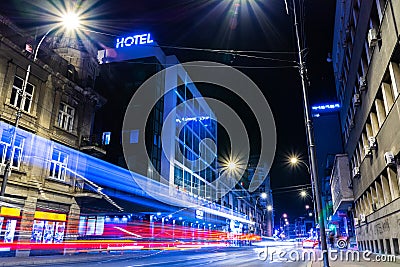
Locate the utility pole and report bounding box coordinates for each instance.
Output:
[290,0,330,266]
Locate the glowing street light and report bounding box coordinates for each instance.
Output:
[305,205,310,210]
[267,205,273,211]
[227,161,237,171]
[289,157,299,165]
[61,12,81,30]
[282,213,287,218]
[300,190,307,198]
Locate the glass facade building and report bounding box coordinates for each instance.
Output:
[173,82,218,200]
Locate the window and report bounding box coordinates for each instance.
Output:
[10,76,34,113]
[58,103,75,132]
[102,132,111,145]
[0,130,25,170]
[49,148,68,181]
[174,166,183,187]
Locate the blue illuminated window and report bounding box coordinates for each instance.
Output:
[0,130,25,169]
[174,166,183,188]
[102,132,111,145]
[130,130,139,144]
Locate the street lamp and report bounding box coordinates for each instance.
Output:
[290,158,318,226]
[288,0,330,265]
[227,161,237,171]
[254,192,267,235]
[0,12,81,197]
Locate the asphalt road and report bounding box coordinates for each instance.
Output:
[12,246,310,267]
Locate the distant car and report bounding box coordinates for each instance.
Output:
[302,238,319,248]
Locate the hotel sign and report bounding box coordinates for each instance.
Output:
[115,33,154,48]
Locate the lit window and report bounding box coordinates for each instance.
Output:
[130,130,139,144]
[10,76,34,113]
[102,132,111,145]
[49,148,68,181]
[0,130,25,170]
[58,103,75,132]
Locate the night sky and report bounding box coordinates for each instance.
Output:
[0,0,337,223]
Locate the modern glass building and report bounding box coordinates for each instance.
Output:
[96,37,219,205]
[173,83,218,200]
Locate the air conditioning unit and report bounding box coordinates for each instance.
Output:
[349,118,355,129]
[384,151,395,166]
[352,167,360,179]
[368,28,379,48]
[347,178,353,189]
[371,203,377,211]
[360,214,366,222]
[368,136,377,149]
[352,93,361,106]
[359,76,367,91]
[364,145,372,157]
[354,217,359,226]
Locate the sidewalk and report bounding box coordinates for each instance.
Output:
[308,249,400,267]
[0,250,162,266]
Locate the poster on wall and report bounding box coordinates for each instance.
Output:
[0,217,3,240]
[86,217,96,235]
[3,219,16,243]
[95,216,104,236]
[31,220,45,243]
[78,216,87,236]
[53,222,65,243]
[42,221,55,243]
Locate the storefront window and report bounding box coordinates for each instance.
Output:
[31,211,67,244]
[3,219,17,243]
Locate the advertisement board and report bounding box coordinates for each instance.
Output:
[53,222,65,243]
[31,220,45,243]
[3,219,16,243]
[42,221,55,243]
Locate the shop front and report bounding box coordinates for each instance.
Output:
[0,206,21,257]
[30,210,67,256]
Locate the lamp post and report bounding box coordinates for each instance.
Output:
[288,0,330,265]
[0,12,81,197]
[254,192,267,235]
[290,158,318,226]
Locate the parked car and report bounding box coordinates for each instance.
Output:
[302,238,319,248]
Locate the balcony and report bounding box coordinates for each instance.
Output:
[80,134,106,158]
[330,154,354,214]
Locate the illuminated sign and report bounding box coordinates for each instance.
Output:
[312,103,340,117]
[115,33,154,48]
[34,211,67,221]
[311,103,340,111]
[0,207,20,217]
[176,116,210,123]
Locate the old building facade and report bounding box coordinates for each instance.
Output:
[0,14,104,255]
[332,0,400,254]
